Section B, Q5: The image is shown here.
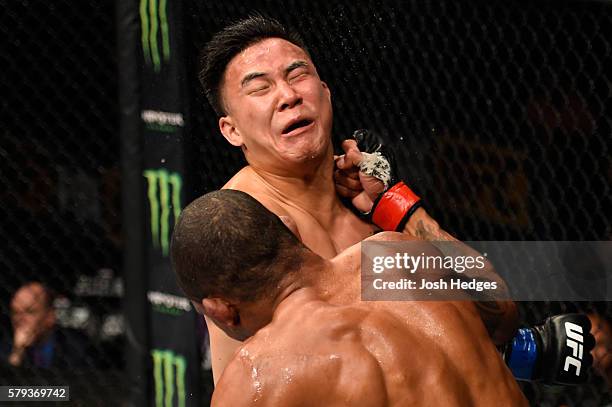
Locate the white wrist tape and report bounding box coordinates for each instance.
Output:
[358,152,392,189]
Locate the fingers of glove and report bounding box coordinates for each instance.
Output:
[359,172,385,197]
[346,169,360,179]
[347,148,364,169]
[335,183,361,199]
[337,140,362,166]
[352,191,375,214]
[335,155,360,178]
[337,150,363,171]
[341,138,359,154]
[335,169,364,191]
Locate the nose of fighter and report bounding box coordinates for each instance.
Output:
[277,81,302,112]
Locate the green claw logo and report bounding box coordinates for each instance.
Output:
[151,349,186,407]
[144,169,182,257]
[139,0,170,72]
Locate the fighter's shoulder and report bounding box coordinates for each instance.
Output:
[222,180,302,238]
[331,232,415,265]
[215,330,387,407]
[223,167,251,188]
[211,347,260,407]
[222,170,290,218]
[360,231,443,259]
[298,308,389,406]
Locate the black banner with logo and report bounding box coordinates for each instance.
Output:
[118,0,200,405]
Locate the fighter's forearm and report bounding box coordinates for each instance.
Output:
[403,209,499,285]
[475,300,519,345]
[335,141,519,341]
[403,208,519,344]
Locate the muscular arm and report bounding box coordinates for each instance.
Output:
[334,137,519,343]
[404,209,519,345]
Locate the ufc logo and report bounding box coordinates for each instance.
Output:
[564,322,584,376]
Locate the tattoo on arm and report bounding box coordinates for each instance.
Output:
[414,220,457,242]
[414,217,517,342]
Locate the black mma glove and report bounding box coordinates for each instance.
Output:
[502,313,595,385]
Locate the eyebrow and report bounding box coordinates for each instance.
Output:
[285,60,308,73]
[240,60,309,88]
[240,72,266,88]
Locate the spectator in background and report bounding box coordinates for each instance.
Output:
[5,282,90,369]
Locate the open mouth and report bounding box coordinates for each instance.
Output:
[282,119,314,135]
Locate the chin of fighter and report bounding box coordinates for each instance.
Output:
[373,277,497,291]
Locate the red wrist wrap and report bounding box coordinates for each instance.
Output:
[371,182,422,231]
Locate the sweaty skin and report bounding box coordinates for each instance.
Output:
[208,37,375,382]
[210,168,374,382]
[211,234,528,407]
[208,37,517,382]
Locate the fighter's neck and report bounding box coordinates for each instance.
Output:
[248,157,342,215]
[271,254,335,314]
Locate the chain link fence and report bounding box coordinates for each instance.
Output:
[0,0,127,403]
[2,0,610,405]
[187,1,611,405]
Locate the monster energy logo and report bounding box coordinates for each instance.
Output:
[139,0,170,72]
[151,349,186,407]
[144,169,182,256]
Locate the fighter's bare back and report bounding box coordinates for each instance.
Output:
[212,237,527,406]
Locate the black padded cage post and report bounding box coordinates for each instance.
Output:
[117,0,201,405]
[117,0,149,405]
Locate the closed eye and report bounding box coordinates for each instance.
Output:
[247,84,270,95]
[289,72,308,82]
[288,65,309,81]
[286,60,310,81]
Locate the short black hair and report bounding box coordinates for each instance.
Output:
[198,14,309,116]
[171,189,305,302]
